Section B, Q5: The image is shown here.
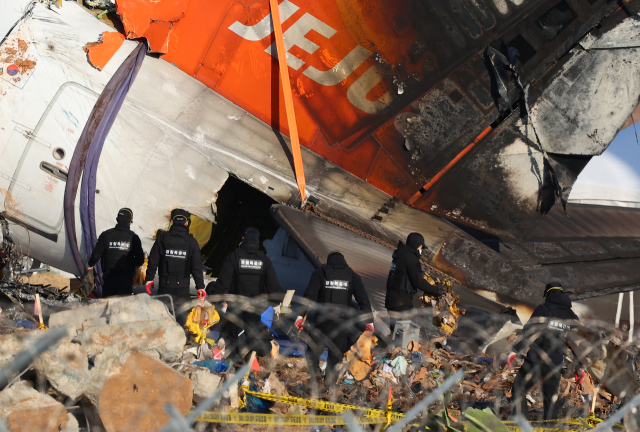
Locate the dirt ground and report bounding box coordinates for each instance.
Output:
[19,272,70,291]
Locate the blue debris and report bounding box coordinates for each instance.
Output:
[14,320,38,329]
[194,360,229,374]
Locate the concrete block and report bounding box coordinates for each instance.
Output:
[0,381,71,432]
[98,352,192,432]
[187,369,221,402]
[73,320,186,362]
[33,343,91,400]
[49,294,174,333]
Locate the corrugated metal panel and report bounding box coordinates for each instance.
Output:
[528,203,640,240]
[271,204,508,313]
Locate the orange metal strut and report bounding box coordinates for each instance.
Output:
[270,0,307,203]
[407,125,493,205]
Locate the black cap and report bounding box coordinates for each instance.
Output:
[328,250,343,260]
[544,282,563,297]
[406,232,427,250]
[171,208,190,224]
[243,227,260,243]
[117,208,133,223]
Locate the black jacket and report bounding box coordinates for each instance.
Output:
[207,241,281,296]
[302,253,372,317]
[88,224,144,280]
[146,224,205,290]
[384,241,441,310]
[513,290,579,365]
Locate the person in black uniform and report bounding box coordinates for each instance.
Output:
[384,232,442,336]
[145,209,206,321]
[296,251,373,384]
[87,208,144,297]
[207,227,281,360]
[510,283,580,420]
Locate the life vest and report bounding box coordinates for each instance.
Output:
[159,230,192,279]
[234,249,267,297]
[389,260,415,295]
[102,228,135,275]
[318,264,353,306]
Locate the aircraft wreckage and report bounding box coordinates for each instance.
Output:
[1,0,640,306]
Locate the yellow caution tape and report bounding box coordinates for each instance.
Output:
[243,388,405,421]
[504,417,623,432]
[196,412,387,425]
[195,412,603,431]
[239,391,618,431]
[505,426,583,432]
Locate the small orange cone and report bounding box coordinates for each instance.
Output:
[251,356,260,371]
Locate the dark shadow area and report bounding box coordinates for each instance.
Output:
[200,176,280,277]
[450,220,502,253]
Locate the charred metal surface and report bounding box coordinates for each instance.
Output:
[455,204,640,300]
[431,231,542,305]
[411,116,556,241]
[528,17,640,156]
[394,5,640,241]
[526,258,640,300]
[271,204,512,313]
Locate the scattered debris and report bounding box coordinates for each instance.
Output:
[0,286,636,430]
[427,280,466,338]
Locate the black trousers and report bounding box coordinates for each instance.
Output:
[158,285,191,325]
[304,315,351,384]
[511,357,561,420]
[101,275,133,298]
[221,307,272,362]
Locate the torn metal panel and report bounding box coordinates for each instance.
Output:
[84,31,125,70]
[431,230,542,306]
[406,10,640,240]
[116,0,188,53]
[526,257,640,300]
[527,17,640,156]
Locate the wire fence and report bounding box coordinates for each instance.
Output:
[0,291,637,432]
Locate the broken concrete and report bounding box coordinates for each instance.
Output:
[98,351,192,432]
[0,381,75,432]
[187,369,222,402]
[48,294,174,333]
[73,320,186,361]
[33,342,90,400]
[0,331,46,368]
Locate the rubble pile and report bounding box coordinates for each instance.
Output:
[0,292,637,431]
[234,338,622,423]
